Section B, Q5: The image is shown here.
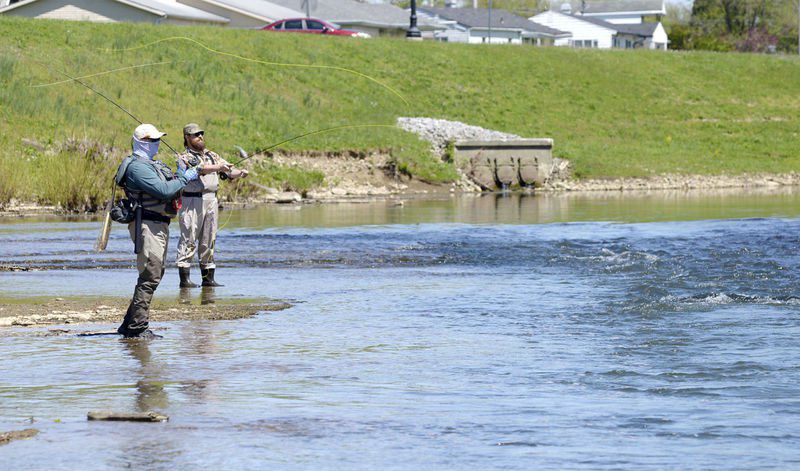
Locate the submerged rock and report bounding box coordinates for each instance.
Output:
[0,429,39,446]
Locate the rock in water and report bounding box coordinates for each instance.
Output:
[0,429,39,445]
[87,411,168,422]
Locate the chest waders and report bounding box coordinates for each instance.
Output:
[114,156,179,254]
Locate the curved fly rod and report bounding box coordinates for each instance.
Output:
[32,60,182,156]
[229,123,400,166]
[31,61,184,252]
[215,122,402,232]
[30,60,181,88]
[32,61,404,246]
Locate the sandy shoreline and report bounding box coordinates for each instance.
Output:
[0,296,292,331]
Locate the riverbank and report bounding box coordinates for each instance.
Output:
[0,296,291,330]
[541,172,800,192]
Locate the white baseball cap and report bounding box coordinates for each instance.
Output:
[133,123,167,140]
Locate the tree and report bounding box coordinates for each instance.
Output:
[680,0,797,52]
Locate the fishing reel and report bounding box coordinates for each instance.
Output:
[187,154,202,167]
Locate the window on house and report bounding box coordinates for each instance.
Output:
[572,39,597,48]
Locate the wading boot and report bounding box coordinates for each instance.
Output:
[134,329,163,340]
[201,268,224,287]
[179,267,198,288]
[121,329,163,340]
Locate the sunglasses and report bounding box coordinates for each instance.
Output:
[191,131,204,137]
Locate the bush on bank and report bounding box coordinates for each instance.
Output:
[1,17,799,210]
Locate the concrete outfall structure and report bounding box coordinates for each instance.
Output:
[455,139,557,190]
[397,117,568,191]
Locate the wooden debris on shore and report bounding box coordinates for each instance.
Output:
[0,428,39,445]
[87,411,168,422]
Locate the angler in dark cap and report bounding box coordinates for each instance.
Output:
[175,123,248,288]
[116,123,199,339]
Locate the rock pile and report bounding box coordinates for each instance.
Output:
[397,117,521,158]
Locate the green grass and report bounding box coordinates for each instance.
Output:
[1,17,800,209]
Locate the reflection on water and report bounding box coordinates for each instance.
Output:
[2,190,800,468]
[122,340,168,413]
[178,287,218,305]
[227,187,800,229]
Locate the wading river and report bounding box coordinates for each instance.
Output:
[2,190,800,469]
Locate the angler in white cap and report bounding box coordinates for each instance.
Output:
[175,123,248,288]
[114,123,199,339]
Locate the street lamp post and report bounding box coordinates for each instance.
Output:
[488,0,492,44]
[407,0,421,38]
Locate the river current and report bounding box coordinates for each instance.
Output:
[1,191,799,469]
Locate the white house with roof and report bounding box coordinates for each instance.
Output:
[0,0,230,25]
[418,7,570,45]
[530,7,614,48]
[530,1,667,50]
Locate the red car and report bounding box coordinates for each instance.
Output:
[262,18,370,38]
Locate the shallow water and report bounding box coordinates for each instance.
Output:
[2,191,800,469]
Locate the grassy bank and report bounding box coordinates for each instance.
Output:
[1,17,800,209]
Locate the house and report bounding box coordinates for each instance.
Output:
[417,7,570,45]
[0,0,230,25]
[530,3,668,50]
[176,0,302,28]
[266,0,442,38]
[580,14,667,49]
